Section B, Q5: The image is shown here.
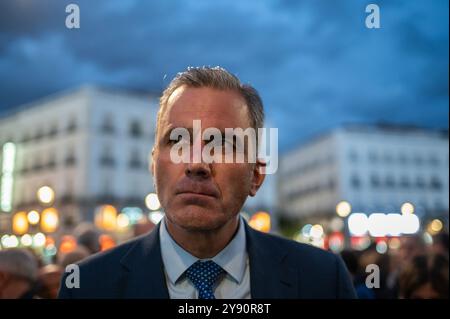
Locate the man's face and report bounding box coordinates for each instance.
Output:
[152,86,264,232]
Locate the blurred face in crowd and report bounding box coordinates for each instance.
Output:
[152,86,264,232]
[36,265,62,299]
[399,236,424,266]
[0,271,33,299]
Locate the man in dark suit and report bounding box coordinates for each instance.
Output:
[58,66,356,299]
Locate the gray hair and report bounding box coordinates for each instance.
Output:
[0,248,38,281]
[156,66,265,141]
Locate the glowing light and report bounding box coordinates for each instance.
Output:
[99,234,116,251]
[376,241,388,254]
[301,224,313,238]
[12,211,29,235]
[401,213,420,234]
[348,213,368,236]
[37,186,55,204]
[385,214,402,236]
[145,193,161,211]
[117,213,130,229]
[59,235,77,254]
[423,232,433,245]
[27,210,40,225]
[248,212,271,233]
[336,201,352,217]
[310,224,324,239]
[95,205,117,231]
[1,235,10,247]
[368,213,387,237]
[328,232,344,253]
[7,235,19,248]
[401,202,415,215]
[1,142,16,212]
[388,238,401,250]
[148,211,165,224]
[121,207,143,224]
[428,219,443,234]
[20,234,33,246]
[40,208,59,233]
[33,233,46,247]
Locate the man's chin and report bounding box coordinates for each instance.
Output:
[168,208,227,232]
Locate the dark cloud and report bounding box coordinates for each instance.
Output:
[0,0,448,151]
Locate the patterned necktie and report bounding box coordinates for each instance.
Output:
[185,260,225,299]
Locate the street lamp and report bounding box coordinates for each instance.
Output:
[37,186,55,204]
[12,211,29,235]
[336,201,352,217]
[40,208,59,233]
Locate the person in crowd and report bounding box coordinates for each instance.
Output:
[431,232,449,257]
[34,264,63,299]
[74,223,101,254]
[0,248,38,299]
[399,253,449,299]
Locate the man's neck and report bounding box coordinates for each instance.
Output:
[165,217,240,259]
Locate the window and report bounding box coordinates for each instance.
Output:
[67,117,77,133]
[48,124,58,137]
[101,114,115,134]
[350,175,362,189]
[32,156,43,171]
[129,150,142,169]
[370,174,380,188]
[415,176,426,189]
[129,120,142,138]
[414,155,424,166]
[65,148,76,166]
[430,176,443,191]
[399,176,411,188]
[368,151,378,163]
[100,146,115,167]
[398,154,408,165]
[385,176,395,188]
[47,153,57,169]
[348,150,358,163]
[429,156,440,167]
[35,129,44,141]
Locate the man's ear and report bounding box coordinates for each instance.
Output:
[249,159,266,197]
[150,147,155,176]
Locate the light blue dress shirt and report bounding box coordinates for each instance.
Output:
[159,216,251,299]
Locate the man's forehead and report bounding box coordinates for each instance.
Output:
[160,86,251,130]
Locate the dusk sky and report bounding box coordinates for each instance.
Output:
[0,0,448,152]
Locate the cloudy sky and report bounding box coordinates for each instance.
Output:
[0,0,448,152]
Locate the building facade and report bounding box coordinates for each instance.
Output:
[278,125,449,223]
[0,86,158,234]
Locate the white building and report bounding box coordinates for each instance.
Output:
[0,85,158,233]
[278,124,449,222]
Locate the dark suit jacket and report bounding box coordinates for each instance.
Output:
[58,221,356,299]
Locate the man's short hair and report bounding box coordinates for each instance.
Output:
[156,66,265,141]
[0,248,38,282]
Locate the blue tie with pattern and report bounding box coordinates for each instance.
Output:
[185,260,225,299]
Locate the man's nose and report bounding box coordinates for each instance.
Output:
[185,162,212,179]
[185,132,212,179]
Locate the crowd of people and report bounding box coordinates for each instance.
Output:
[0,225,448,299]
[341,232,449,299]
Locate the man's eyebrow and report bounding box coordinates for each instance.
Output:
[161,126,193,140]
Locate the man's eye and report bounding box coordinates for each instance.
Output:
[168,135,188,145]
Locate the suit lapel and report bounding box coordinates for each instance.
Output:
[245,222,300,299]
[119,223,170,298]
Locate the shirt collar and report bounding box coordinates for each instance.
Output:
[159,216,247,285]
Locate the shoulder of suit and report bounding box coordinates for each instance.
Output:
[74,233,149,271]
[249,228,339,263]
